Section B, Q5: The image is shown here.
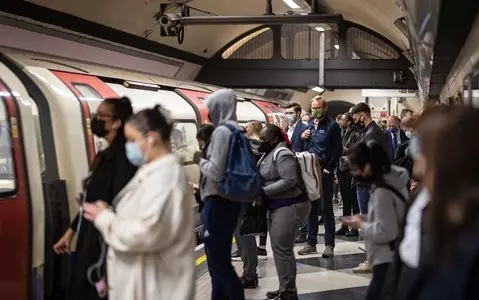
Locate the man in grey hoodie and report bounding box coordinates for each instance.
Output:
[198,89,245,300]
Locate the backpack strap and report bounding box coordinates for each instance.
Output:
[273,146,292,162]
[374,183,406,250]
[221,122,238,133]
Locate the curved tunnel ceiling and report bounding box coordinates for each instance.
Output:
[26,0,408,59]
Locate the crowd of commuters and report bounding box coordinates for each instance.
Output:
[52,90,479,300]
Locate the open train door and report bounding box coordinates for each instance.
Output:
[0,80,31,300]
[175,88,211,125]
[252,99,288,128]
[51,71,118,161]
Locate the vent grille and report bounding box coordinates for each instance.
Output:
[280,24,339,60]
[347,27,400,59]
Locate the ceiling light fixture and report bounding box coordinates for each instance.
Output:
[334,44,339,49]
[315,26,325,31]
[312,87,324,93]
[283,0,300,9]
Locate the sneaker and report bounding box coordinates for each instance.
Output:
[266,290,279,299]
[231,250,241,261]
[298,244,317,255]
[352,261,373,273]
[322,245,334,258]
[294,233,307,244]
[345,229,359,237]
[240,276,258,289]
[335,226,349,236]
[273,292,299,300]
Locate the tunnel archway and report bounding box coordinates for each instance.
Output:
[327,100,355,119]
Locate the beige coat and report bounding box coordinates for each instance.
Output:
[94,154,195,300]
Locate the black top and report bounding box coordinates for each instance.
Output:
[68,136,137,300]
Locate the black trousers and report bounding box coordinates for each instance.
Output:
[366,263,390,300]
[338,170,359,217]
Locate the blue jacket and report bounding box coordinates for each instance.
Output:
[305,115,342,173]
[287,121,308,153]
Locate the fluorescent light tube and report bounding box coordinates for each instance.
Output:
[334,44,339,49]
[312,87,324,93]
[315,26,325,31]
[283,0,300,9]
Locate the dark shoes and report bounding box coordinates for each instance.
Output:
[240,276,258,289]
[335,226,359,237]
[266,290,299,300]
[294,233,307,244]
[345,229,359,237]
[257,247,267,256]
[335,226,349,236]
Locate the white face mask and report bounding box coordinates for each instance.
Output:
[286,114,295,124]
[302,121,309,126]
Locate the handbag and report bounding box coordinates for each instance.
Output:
[239,197,268,236]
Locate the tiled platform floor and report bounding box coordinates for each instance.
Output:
[196,219,372,300]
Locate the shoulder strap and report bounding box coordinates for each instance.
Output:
[221,122,237,132]
[375,183,406,251]
[273,146,292,162]
[375,183,406,203]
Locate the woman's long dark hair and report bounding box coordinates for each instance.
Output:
[103,96,133,145]
[347,141,391,184]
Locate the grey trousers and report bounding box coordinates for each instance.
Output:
[234,204,259,279]
[269,201,311,295]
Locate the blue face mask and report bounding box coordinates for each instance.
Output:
[390,127,399,134]
[125,141,147,166]
[286,114,295,123]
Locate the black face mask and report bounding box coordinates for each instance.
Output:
[91,118,108,138]
[258,141,275,154]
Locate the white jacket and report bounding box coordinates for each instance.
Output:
[94,154,195,300]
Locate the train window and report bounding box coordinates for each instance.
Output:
[0,99,16,193]
[31,102,46,173]
[73,83,102,100]
[171,122,198,165]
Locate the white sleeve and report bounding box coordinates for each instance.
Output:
[94,185,192,253]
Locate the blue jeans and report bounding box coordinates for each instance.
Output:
[357,186,371,214]
[202,196,244,300]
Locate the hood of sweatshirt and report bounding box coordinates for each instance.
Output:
[205,89,237,126]
[382,165,410,192]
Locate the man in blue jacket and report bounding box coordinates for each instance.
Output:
[297,96,342,258]
[284,102,308,152]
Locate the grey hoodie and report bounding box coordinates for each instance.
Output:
[199,89,239,200]
[360,165,409,266]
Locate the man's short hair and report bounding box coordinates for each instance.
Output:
[283,102,302,114]
[400,108,414,119]
[350,102,371,115]
[311,96,327,108]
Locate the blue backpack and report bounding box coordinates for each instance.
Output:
[219,123,260,203]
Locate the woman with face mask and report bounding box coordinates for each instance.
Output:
[257,124,310,300]
[82,105,195,300]
[53,97,137,300]
[343,141,408,300]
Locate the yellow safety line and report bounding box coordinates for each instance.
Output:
[195,237,236,266]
